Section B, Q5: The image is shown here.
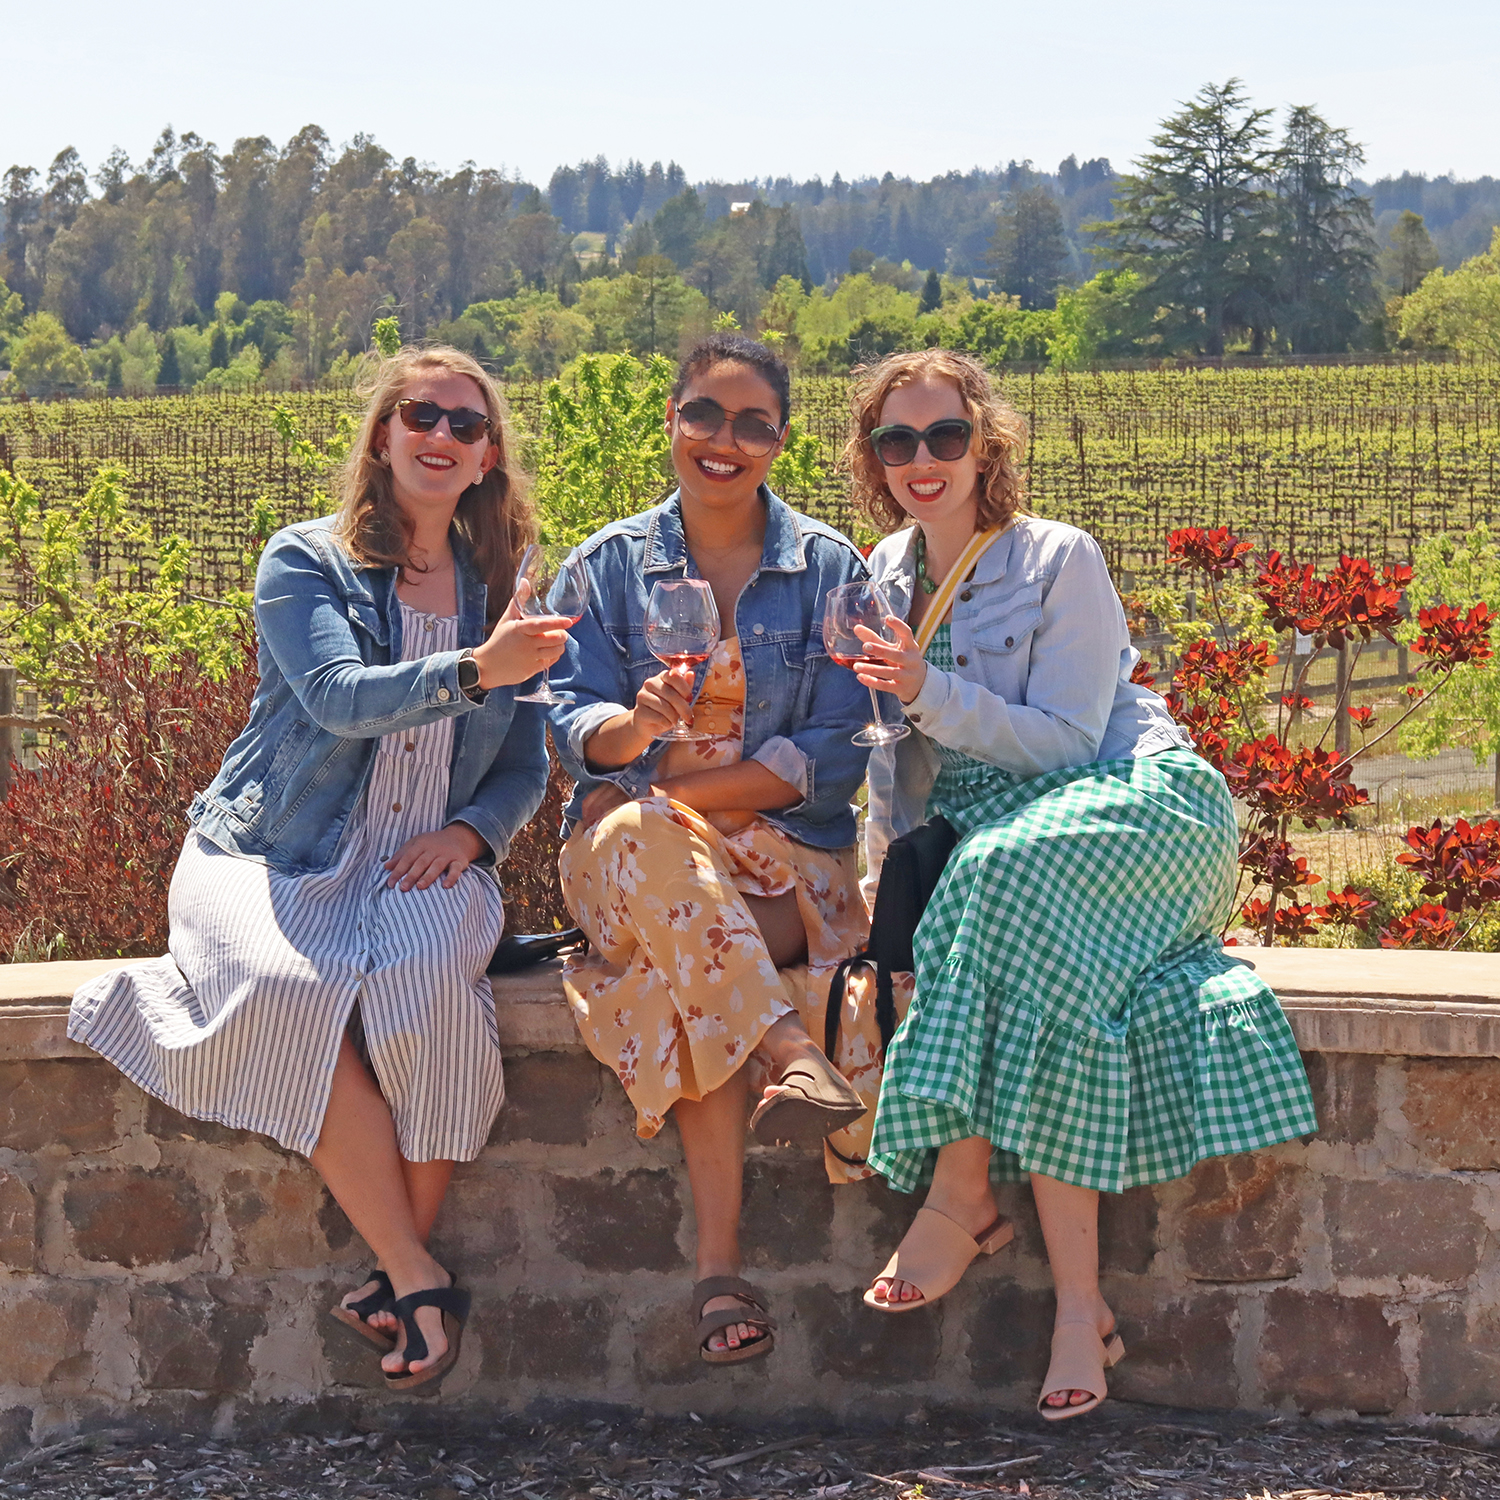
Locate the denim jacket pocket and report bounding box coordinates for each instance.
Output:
[972,599,1043,656]
[262,716,316,802]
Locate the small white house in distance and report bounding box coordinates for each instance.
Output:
[730,202,752,215]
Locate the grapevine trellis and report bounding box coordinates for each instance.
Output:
[0,364,1497,609]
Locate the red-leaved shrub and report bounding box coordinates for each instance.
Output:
[0,634,259,960]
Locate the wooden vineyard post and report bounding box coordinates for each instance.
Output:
[1334,643,1352,758]
[0,665,15,804]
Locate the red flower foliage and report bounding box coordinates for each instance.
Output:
[1314,885,1379,931]
[1255,552,1409,649]
[1379,903,1460,950]
[1346,704,1376,728]
[1412,602,1495,672]
[0,637,260,959]
[1395,817,1500,915]
[1167,526,1255,581]
[1240,896,1321,942]
[1239,835,1319,896]
[1129,655,1157,689]
[1281,693,1315,712]
[1171,637,1277,700]
[1222,736,1370,830]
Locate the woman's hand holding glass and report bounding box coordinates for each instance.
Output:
[823,582,912,746]
[471,589,572,689]
[510,544,590,703]
[852,614,929,705]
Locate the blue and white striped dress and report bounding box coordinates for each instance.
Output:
[69,605,506,1162]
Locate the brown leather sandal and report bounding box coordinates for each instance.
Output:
[749,1055,868,1147]
[863,1206,1014,1312]
[693,1275,776,1365]
[1037,1321,1127,1421]
[327,1268,397,1353]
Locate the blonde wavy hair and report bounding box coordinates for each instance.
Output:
[335,345,536,625]
[844,348,1030,534]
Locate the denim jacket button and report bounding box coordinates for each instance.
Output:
[1005,636,1014,648]
[752,623,765,635]
[960,590,973,602]
[956,654,969,667]
[758,700,769,710]
[437,687,451,702]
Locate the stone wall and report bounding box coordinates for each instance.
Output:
[0,952,1498,1443]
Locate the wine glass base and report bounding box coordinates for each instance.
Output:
[515,687,562,705]
[658,727,710,741]
[853,723,911,747]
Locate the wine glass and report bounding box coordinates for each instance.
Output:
[644,578,720,740]
[823,581,912,747]
[514,543,589,705]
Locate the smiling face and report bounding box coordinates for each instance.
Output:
[377,369,498,531]
[667,360,785,514]
[875,375,982,535]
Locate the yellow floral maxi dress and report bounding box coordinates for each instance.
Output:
[558,637,896,1183]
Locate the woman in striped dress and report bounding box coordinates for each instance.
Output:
[847,350,1317,1419]
[69,347,569,1392]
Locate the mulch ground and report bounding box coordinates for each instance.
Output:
[2,1409,1496,1500]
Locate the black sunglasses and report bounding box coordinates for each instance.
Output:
[395,398,492,445]
[868,418,973,467]
[676,397,785,459]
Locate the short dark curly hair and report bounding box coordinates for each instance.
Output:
[671,333,791,427]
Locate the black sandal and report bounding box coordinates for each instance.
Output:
[383,1282,472,1395]
[693,1275,776,1365]
[328,1269,396,1353]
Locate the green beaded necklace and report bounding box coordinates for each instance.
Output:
[912,528,939,594]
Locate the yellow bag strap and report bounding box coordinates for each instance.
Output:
[912,526,1007,654]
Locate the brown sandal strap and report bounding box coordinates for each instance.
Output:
[691,1276,776,1346]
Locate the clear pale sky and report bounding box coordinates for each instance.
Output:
[4,0,1497,185]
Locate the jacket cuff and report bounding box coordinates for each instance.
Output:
[904,665,953,728]
[750,735,810,800]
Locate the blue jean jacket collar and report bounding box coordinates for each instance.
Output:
[643,487,810,577]
[345,525,489,656]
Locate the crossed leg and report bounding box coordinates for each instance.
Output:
[313,1034,456,1375]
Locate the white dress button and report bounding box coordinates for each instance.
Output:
[423,619,434,632]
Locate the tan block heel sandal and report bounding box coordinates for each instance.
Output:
[1036,1321,1127,1421]
[863,1206,1014,1312]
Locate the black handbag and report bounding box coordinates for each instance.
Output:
[824,814,958,1062]
[487,927,587,975]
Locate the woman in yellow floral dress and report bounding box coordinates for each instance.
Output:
[548,334,888,1365]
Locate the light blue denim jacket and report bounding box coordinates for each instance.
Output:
[188,516,550,876]
[548,487,873,849]
[863,515,1193,888]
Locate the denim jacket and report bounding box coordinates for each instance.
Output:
[864,515,1193,886]
[548,487,872,849]
[189,516,550,876]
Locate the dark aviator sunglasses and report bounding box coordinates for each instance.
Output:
[395,398,493,445]
[675,397,785,459]
[868,417,974,468]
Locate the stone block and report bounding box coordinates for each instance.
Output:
[795,1283,942,1383]
[740,1156,835,1270]
[1327,1177,1483,1283]
[64,1167,208,1267]
[1258,1290,1402,1412]
[130,1281,265,1392]
[489,1052,603,1147]
[966,1284,1054,1387]
[1417,1300,1500,1414]
[1300,1052,1379,1146]
[630,1294,711,1387]
[145,1095,267,1150]
[1404,1058,1500,1170]
[428,1162,522,1271]
[0,1406,32,1456]
[0,1060,118,1151]
[0,1284,95,1386]
[0,1170,35,1270]
[552,1168,684,1272]
[481,1293,612,1382]
[1099,1186,1158,1274]
[1108,1289,1239,1408]
[1181,1154,1303,1282]
[223,1168,353,1271]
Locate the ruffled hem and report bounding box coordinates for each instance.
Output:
[867,958,1317,1195]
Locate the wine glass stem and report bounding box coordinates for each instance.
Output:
[867,685,888,729]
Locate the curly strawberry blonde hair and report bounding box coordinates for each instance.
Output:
[335,345,536,626]
[844,349,1030,534]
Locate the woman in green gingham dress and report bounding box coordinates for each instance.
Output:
[845,351,1316,1421]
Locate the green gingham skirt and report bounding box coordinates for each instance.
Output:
[866,747,1318,1194]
